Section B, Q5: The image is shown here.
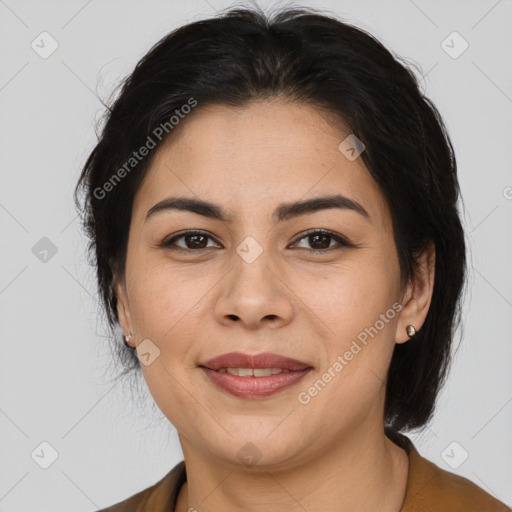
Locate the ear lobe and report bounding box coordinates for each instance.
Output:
[395,242,436,344]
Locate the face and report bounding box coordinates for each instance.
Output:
[115,100,432,470]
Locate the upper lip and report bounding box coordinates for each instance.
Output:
[199,352,312,371]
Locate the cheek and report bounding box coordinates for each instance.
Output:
[299,256,398,336]
[131,265,207,426]
[298,257,400,386]
[127,257,209,340]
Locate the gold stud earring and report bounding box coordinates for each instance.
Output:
[406,325,416,337]
[123,331,134,348]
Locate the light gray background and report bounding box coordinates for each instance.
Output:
[1,0,511,510]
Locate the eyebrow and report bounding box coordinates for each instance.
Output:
[145,194,370,224]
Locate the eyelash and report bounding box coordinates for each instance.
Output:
[159,229,354,254]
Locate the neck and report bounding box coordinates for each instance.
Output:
[175,420,409,512]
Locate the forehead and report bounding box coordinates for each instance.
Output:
[133,100,388,229]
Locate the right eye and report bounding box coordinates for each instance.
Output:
[160,230,221,251]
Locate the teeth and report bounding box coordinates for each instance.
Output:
[232,367,253,377]
[254,368,271,377]
[221,368,287,377]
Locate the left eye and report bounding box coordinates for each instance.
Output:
[292,229,353,252]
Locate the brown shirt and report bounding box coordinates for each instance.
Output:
[97,435,511,511]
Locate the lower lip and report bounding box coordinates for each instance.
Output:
[200,367,312,399]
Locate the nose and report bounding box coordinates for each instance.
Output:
[214,247,295,330]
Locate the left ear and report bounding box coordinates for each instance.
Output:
[395,241,436,344]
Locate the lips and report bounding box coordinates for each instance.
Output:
[199,352,312,372]
[198,352,313,399]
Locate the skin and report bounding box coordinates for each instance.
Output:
[115,99,435,512]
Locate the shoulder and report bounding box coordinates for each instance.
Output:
[399,435,511,512]
[95,488,151,512]
[95,461,186,512]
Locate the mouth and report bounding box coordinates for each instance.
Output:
[198,352,313,399]
[199,351,312,372]
[212,367,293,376]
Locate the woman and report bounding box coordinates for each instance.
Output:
[75,5,511,511]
